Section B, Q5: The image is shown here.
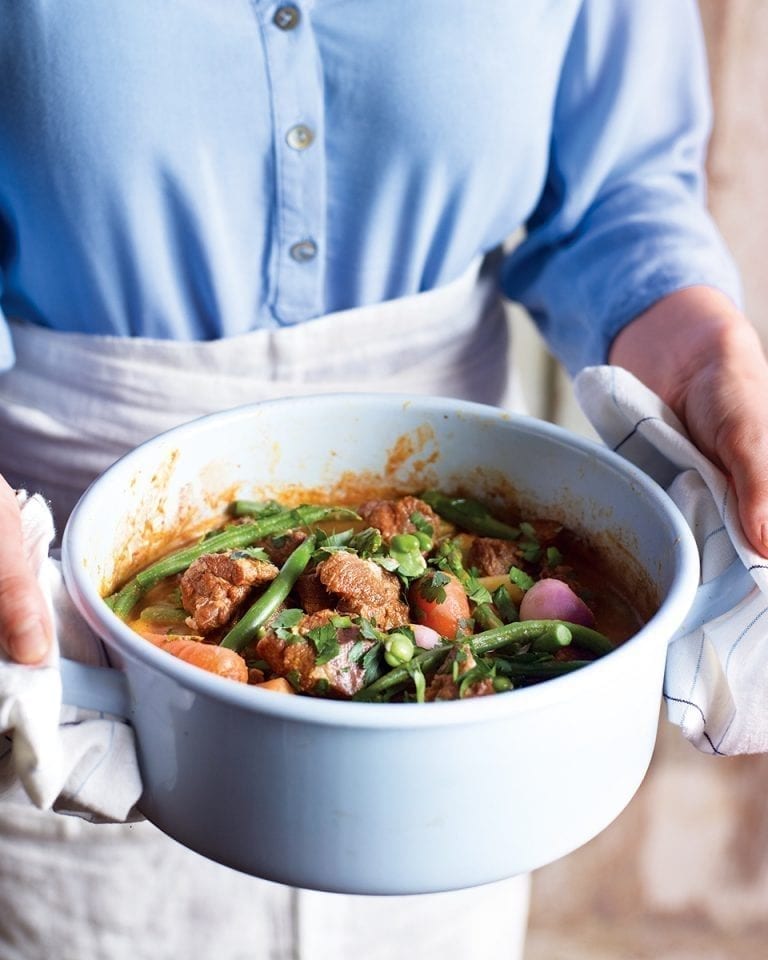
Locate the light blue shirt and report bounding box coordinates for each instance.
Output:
[0,0,740,375]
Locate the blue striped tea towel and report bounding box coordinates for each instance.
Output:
[575,365,768,756]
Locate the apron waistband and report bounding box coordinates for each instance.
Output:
[0,253,515,528]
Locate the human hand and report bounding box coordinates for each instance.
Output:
[610,286,768,558]
[0,476,53,663]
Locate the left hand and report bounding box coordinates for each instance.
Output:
[609,286,768,558]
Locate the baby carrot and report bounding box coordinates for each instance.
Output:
[158,638,248,683]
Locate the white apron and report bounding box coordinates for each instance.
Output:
[0,256,530,960]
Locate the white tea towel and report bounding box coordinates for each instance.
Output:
[0,491,142,820]
[575,365,768,756]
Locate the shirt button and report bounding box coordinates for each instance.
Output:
[286,124,314,150]
[273,5,301,30]
[289,239,318,262]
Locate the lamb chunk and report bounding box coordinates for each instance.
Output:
[256,609,338,677]
[256,609,374,698]
[180,551,279,635]
[527,518,564,546]
[357,496,439,543]
[295,570,333,614]
[316,551,409,629]
[466,537,524,578]
[425,643,495,701]
[257,530,308,567]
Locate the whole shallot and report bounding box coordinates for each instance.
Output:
[519,578,595,627]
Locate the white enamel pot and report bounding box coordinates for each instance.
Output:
[61,394,705,895]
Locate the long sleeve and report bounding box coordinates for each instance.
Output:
[501,0,742,375]
[0,274,11,371]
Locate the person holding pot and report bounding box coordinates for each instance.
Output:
[2,1,768,959]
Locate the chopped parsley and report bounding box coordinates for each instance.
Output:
[272,608,304,642]
[348,527,383,559]
[546,545,563,567]
[306,622,341,665]
[229,546,272,563]
[492,585,519,624]
[416,569,451,604]
[406,660,427,703]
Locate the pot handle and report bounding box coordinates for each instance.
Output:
[59,657,131,720]
[671,557,755,642]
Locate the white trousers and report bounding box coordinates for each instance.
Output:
[0,256,531,960]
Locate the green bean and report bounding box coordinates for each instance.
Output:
[107,505,356,620]
[494,659,592,680]
[561,622,616,656]
[420,490,520,540]
[531,623,572,653]
[473,602,505,631]
[471,620,613,657]
[220,535,316,652]
[229,499,283,518]
[354,618,614,701]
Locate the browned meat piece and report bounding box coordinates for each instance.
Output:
[466,537,524,577]
[257,529,308,567]
[180,551,279,635]
[425,644,495,701]
[295,570,333,614]
[357,495,439,543]
[255,610,339,676]
[527,519,564,546]
[316,551,409,629]
[256,609,374,698]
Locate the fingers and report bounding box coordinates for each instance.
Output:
[0,478,53,663]
[677,323,768,558]
[711,402,768,558]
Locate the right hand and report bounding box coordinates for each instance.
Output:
[0,475,53,663]
[610,286,768,559]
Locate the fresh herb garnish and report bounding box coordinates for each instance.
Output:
[546,546,563,567]
[434,539,491,604]
[230,546,272,563]
[492,585,519,623]
[417,569,451,604]
[361,643,385,685]
[349,527,384,558]
[406,659,427,703]
[306,622,341,665]
[272,608,304,642]
[313,529,356,554]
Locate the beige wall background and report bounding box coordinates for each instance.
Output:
[520,3,768,958]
